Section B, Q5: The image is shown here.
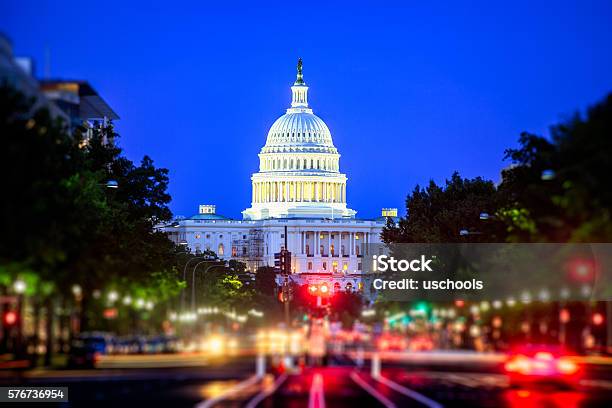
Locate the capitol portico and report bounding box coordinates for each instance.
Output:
[160,60,394,292]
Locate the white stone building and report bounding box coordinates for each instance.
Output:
[160,60,394,292]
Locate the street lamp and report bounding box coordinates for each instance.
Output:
[191,260,223,312]
[180,255,215,313]
[13,279,26,294]
[108,290,119,303]
[106,180,119,189]
[459,229,483,237]
[541,169,555,181]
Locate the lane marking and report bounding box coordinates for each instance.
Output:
[245,373,288,408]
[309,373,326,408]
[350,371,396,408]
[195,375,259,408]
[376,374,443,408]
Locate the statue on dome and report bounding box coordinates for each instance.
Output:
[295,58,305,85]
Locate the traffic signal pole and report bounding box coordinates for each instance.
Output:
[283,226,290,329]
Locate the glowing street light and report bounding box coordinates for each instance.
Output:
[71,284,82,297]
[13,279,26,294]
[108,291,119,303]
[106,180,119,189]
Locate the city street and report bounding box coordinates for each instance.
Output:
[3,352,612,407]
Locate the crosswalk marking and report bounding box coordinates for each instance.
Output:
[351,371,397,408]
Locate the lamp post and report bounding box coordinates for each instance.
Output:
[190,261,223,312]
[180,256,212,313]
[13,279,26,358]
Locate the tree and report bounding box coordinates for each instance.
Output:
[0,84,186,361]
[382,172,505,243]
[500,93,612,242]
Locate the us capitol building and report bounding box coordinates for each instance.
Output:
[160,60,396,292]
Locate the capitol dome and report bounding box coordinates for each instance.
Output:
[243,59,356,220]
[263,112,337,154]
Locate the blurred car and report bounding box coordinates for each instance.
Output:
[408,335,434,351]
[67,336,106,368]
[143,335,178,354]
[504,344,581,389]
[376,334,407,351]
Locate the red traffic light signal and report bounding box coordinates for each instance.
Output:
[308,283,331,297]
[592,312,604,326]
[3,310,17,326]
[567,258,596,282]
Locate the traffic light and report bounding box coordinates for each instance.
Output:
[307,282,331,297]
[274,250,292,275]
[567,257,596,282]
[3,310,18,326]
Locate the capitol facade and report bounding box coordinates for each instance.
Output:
[160,60,394,292]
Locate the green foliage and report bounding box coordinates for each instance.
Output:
[382,172,504,243]
[0,84,184,332]
[500,93,612,242]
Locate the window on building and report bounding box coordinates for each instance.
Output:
[357,262,362,270]
[218,244,224,256]
[195,233,201,239]
[356,246,360,256]
[206,234,210,239]
[281,234,284,238]
[343,262,348,271]
[232,246,237,257]
[330,244,335,256]
[332,261,338,272]
[242,247,247,255]
[341,245,345,255]
[322,262,327,270]
[307,262,312,270]
[305,244,310,255]
[346,282,353,293]
[334,282,341,292]
[320,244,324,255]
[219,235,223,239]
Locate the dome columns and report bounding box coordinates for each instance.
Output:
[251,180,346,204]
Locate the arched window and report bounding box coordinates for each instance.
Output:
[218,243,224,256]
[345,282,353,293]
[334,282,341,292]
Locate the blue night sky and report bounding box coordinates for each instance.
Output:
[3,1,612,219]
